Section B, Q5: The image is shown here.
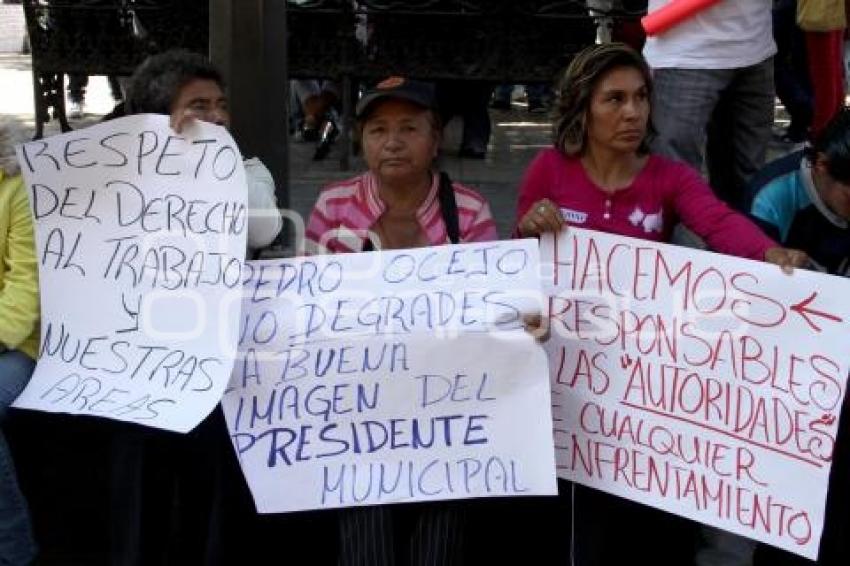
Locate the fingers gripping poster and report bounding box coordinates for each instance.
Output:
[223,240,558,512]
[13,115,247,433]
[542,228,850,558]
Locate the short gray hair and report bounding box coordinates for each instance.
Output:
[126,49,225,115]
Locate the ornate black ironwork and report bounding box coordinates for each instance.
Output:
[23,0,208,138]
[283,0,644,170]
[285,0,642,82]
[23,0,644,138]
[286,0,356,79]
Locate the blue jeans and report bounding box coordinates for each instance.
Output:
[0,350,37,566]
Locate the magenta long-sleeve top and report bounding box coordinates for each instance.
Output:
[515,148,776,260]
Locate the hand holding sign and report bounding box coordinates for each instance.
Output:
[764,246,811,275]
[517,198,567,238]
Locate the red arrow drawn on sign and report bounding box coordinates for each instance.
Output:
[790,292,843,332]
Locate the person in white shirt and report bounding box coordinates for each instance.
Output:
[645,0,776,211]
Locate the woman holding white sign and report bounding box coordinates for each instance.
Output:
[514,42,809,565]
[305,77,498,566]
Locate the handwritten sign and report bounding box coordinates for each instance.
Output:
[222,240,558,512]
[13,115,247,433]
[542,228,850,558]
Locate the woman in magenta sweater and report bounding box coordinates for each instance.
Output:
[514,42,808,564]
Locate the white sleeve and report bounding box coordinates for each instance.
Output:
[243,157,283,250]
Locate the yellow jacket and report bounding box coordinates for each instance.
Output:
[0,169,39,359]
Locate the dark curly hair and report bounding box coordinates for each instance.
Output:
[125,49,225,115]
[806,107,850,184]
[553,42,656,156]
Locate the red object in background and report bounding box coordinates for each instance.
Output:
[641,0,723,36]
[614,20,647,51]
[806,29,846,137]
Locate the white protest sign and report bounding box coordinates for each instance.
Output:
[14,114,247,433]
[223,240,558,512]
[542,228,850,558]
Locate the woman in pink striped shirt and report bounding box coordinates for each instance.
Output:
[305,77,496,566]
[305,77,497,255]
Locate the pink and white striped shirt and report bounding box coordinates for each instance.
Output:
[305,171,498,254]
